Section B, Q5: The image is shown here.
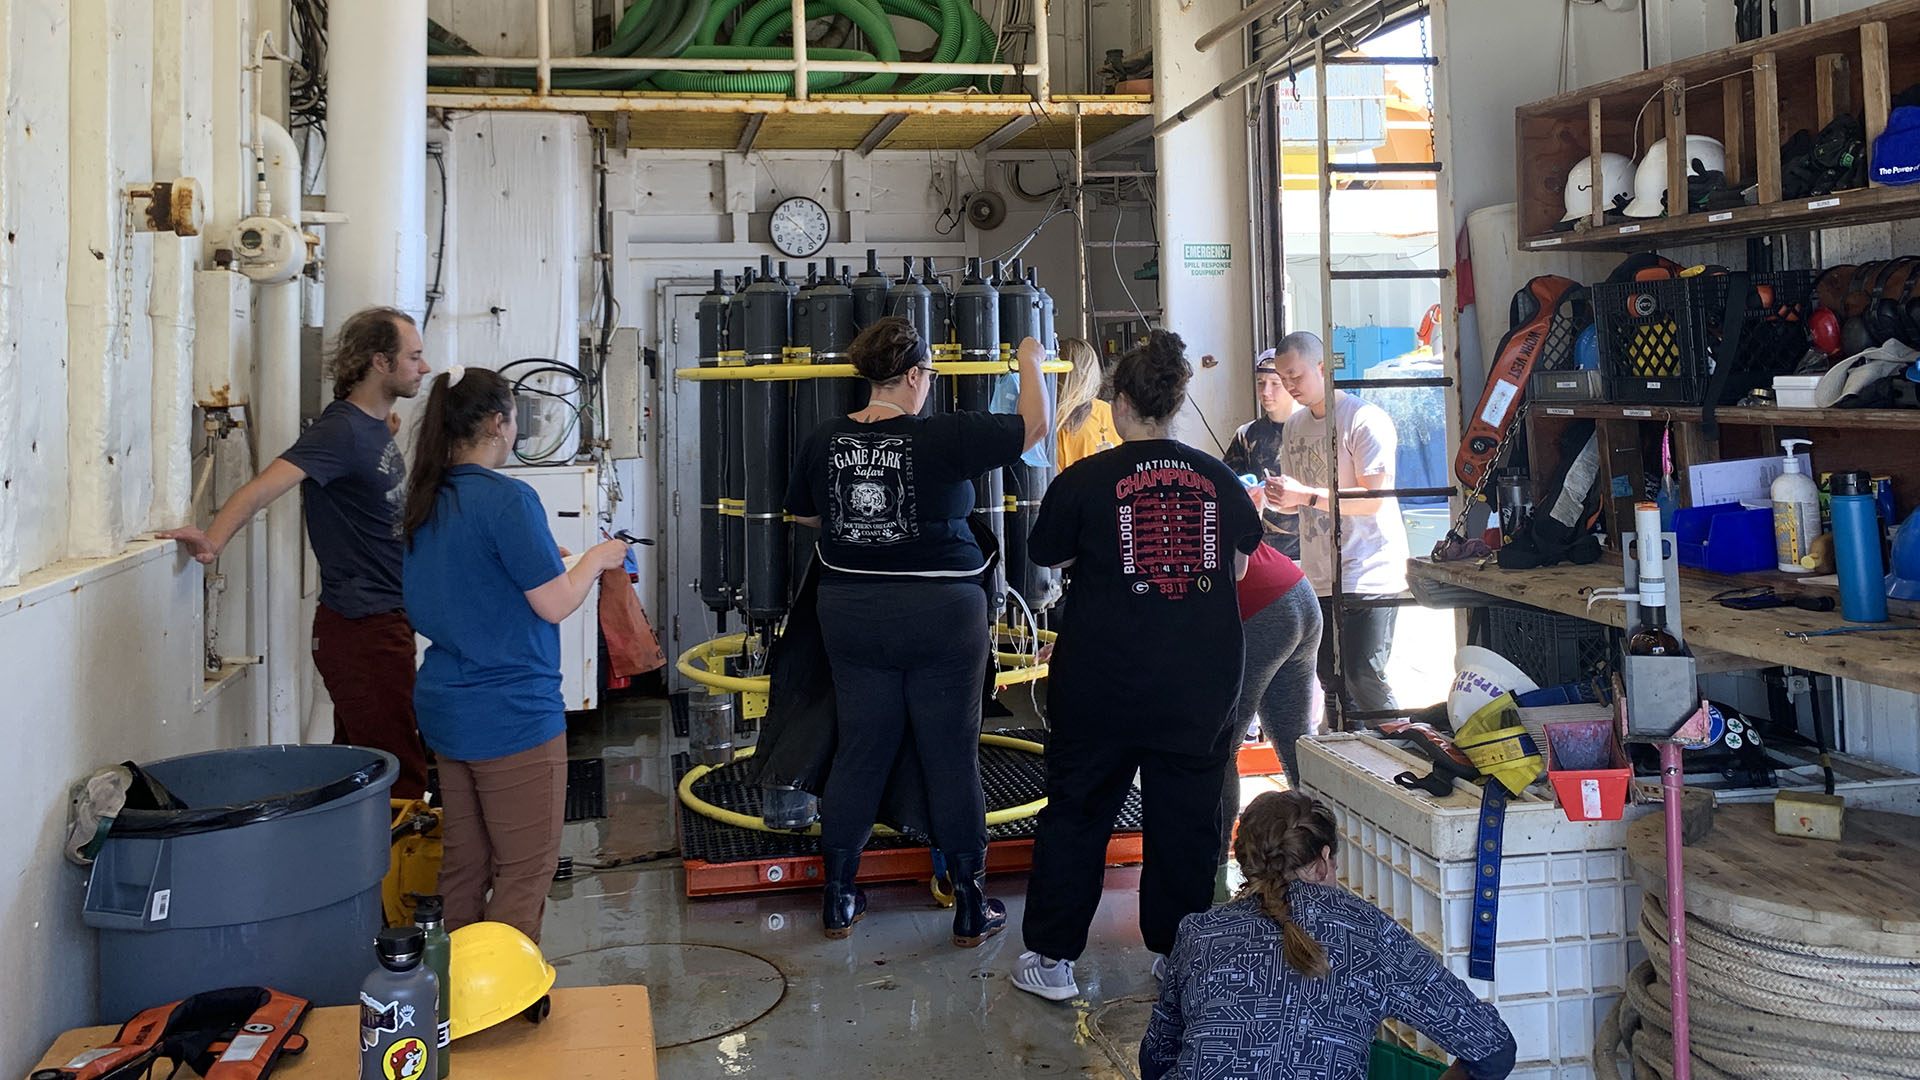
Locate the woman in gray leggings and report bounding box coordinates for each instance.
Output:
[1217,538,1322,898]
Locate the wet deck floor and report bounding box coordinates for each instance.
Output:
[543,696,1226,1079]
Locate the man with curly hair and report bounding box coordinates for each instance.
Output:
[160,307,434,797]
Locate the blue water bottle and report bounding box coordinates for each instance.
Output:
[1831,471,1888,623]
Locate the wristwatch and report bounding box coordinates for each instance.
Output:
[1309,492,1322,510]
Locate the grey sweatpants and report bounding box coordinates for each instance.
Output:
[1219,577,1322,860]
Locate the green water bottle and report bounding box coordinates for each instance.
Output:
[414,895,452,1078]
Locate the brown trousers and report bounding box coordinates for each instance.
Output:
[437,734,567,943]
[311,605,431,799]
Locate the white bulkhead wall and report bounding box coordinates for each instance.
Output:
[1153,0,1258,447]
[0,0,274,1068]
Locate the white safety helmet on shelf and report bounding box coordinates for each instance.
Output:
[1560,152,1635,222]
[1622,135,1728,218]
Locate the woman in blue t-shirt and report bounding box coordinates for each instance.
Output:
[785,316,1049,945]
[401,366,628,942]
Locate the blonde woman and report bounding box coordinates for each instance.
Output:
[1053,338,1121,469]
[1141,791,1516,1080]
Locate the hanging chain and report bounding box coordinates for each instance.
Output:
[119,190,137,378]
[1420,16,1436,157]
[1435,400,1530,557]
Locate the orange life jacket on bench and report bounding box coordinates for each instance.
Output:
[31,987,309,1080]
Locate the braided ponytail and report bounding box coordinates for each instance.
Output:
[1232,790,1340,977]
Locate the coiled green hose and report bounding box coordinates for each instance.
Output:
[650,45,874,94]
[429,0,1001,96]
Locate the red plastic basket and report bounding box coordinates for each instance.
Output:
[1544,719,1631,822]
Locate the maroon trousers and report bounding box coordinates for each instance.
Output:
[311,604,431,799]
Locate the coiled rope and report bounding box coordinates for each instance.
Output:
[1597,891,1920,1080]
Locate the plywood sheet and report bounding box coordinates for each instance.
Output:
[33,986,658,1079]
[880,113,1010,150]
[754,112,882,150]
[1627,803,1920,955]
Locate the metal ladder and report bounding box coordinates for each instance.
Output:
[1308,38,1456,731]
[1068,114,1160,346]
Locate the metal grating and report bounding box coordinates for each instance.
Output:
[677,728,1145,864]
[566,757,607,822]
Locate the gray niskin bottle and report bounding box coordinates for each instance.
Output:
[361,926,439,1080]
[413,896,453,1078]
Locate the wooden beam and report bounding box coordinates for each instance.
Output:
[735,114,764,153]
[1863,22,1892,185]
[1815,52,1850,129]
[1588,97,1606,224]
[1665,77,1688,219]
[1755,52,1783,204]
[971,115,1036,153]
[854,113,905,155]
[1721,77,1745,186]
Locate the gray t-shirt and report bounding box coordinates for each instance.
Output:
[279,400,406,618]
[1281,391,1409,596]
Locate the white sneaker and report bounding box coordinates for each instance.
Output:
[1151,954,1168,982]
[1012,951,1079,1001]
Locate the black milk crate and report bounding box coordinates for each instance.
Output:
[1593,270,1816,406]
[1485,606,1614,688]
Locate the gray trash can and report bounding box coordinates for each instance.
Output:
[83,744,397,1021]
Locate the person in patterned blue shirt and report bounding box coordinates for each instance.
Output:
[1142,790,1516,1080]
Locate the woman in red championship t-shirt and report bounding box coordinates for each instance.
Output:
[1217,481,1322,900]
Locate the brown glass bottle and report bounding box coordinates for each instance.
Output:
[1628,604,1681,656]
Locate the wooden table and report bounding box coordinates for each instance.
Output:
[33,986,656,1080]
[1627,803,1920,957]
[1407,555,1920,694]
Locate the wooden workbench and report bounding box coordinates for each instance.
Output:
[1408,555,1920,695]
[33,985,656,1080]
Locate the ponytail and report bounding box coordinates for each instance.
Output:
[403,367,515,544]
[1232,790,1340,978]
[1055,338,1104,436]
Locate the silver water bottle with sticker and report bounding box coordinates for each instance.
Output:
[361,926,439,1080]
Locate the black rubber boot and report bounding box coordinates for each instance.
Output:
[945,850,1006,947]
[821,845,867,939]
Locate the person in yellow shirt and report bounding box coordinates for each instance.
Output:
[1054,338,1121,468]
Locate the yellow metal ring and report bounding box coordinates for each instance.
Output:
[679,628,1052,695]
[673,359,1072,381]
[676,734,1049,837]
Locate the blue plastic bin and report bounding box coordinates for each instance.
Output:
[1674,503,1774,574]
[83,744,396,1021]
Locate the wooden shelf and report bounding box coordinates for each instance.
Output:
[1514,0,1920,245]
[1408,556,1920,694]
[1521,183,1920,253]
[424,90,1153,152]
[1529,401,1920,430]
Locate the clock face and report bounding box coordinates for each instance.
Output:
[769,197,830,258]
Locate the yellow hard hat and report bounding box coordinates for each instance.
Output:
[1453,694,1546,796]
[448,922,557,1040]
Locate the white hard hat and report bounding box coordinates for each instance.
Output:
[1560,152,1635,222]
[1447,645,1539,729]
[1623,136,1728,218]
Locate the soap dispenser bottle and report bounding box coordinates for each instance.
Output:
[1771,438,1821,574]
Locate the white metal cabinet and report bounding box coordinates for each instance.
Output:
[501,463,603,711]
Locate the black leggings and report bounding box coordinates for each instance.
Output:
[815,577,991,854]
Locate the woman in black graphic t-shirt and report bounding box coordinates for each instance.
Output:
[785,316,1050,946]
[1011,330,1264,1003]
